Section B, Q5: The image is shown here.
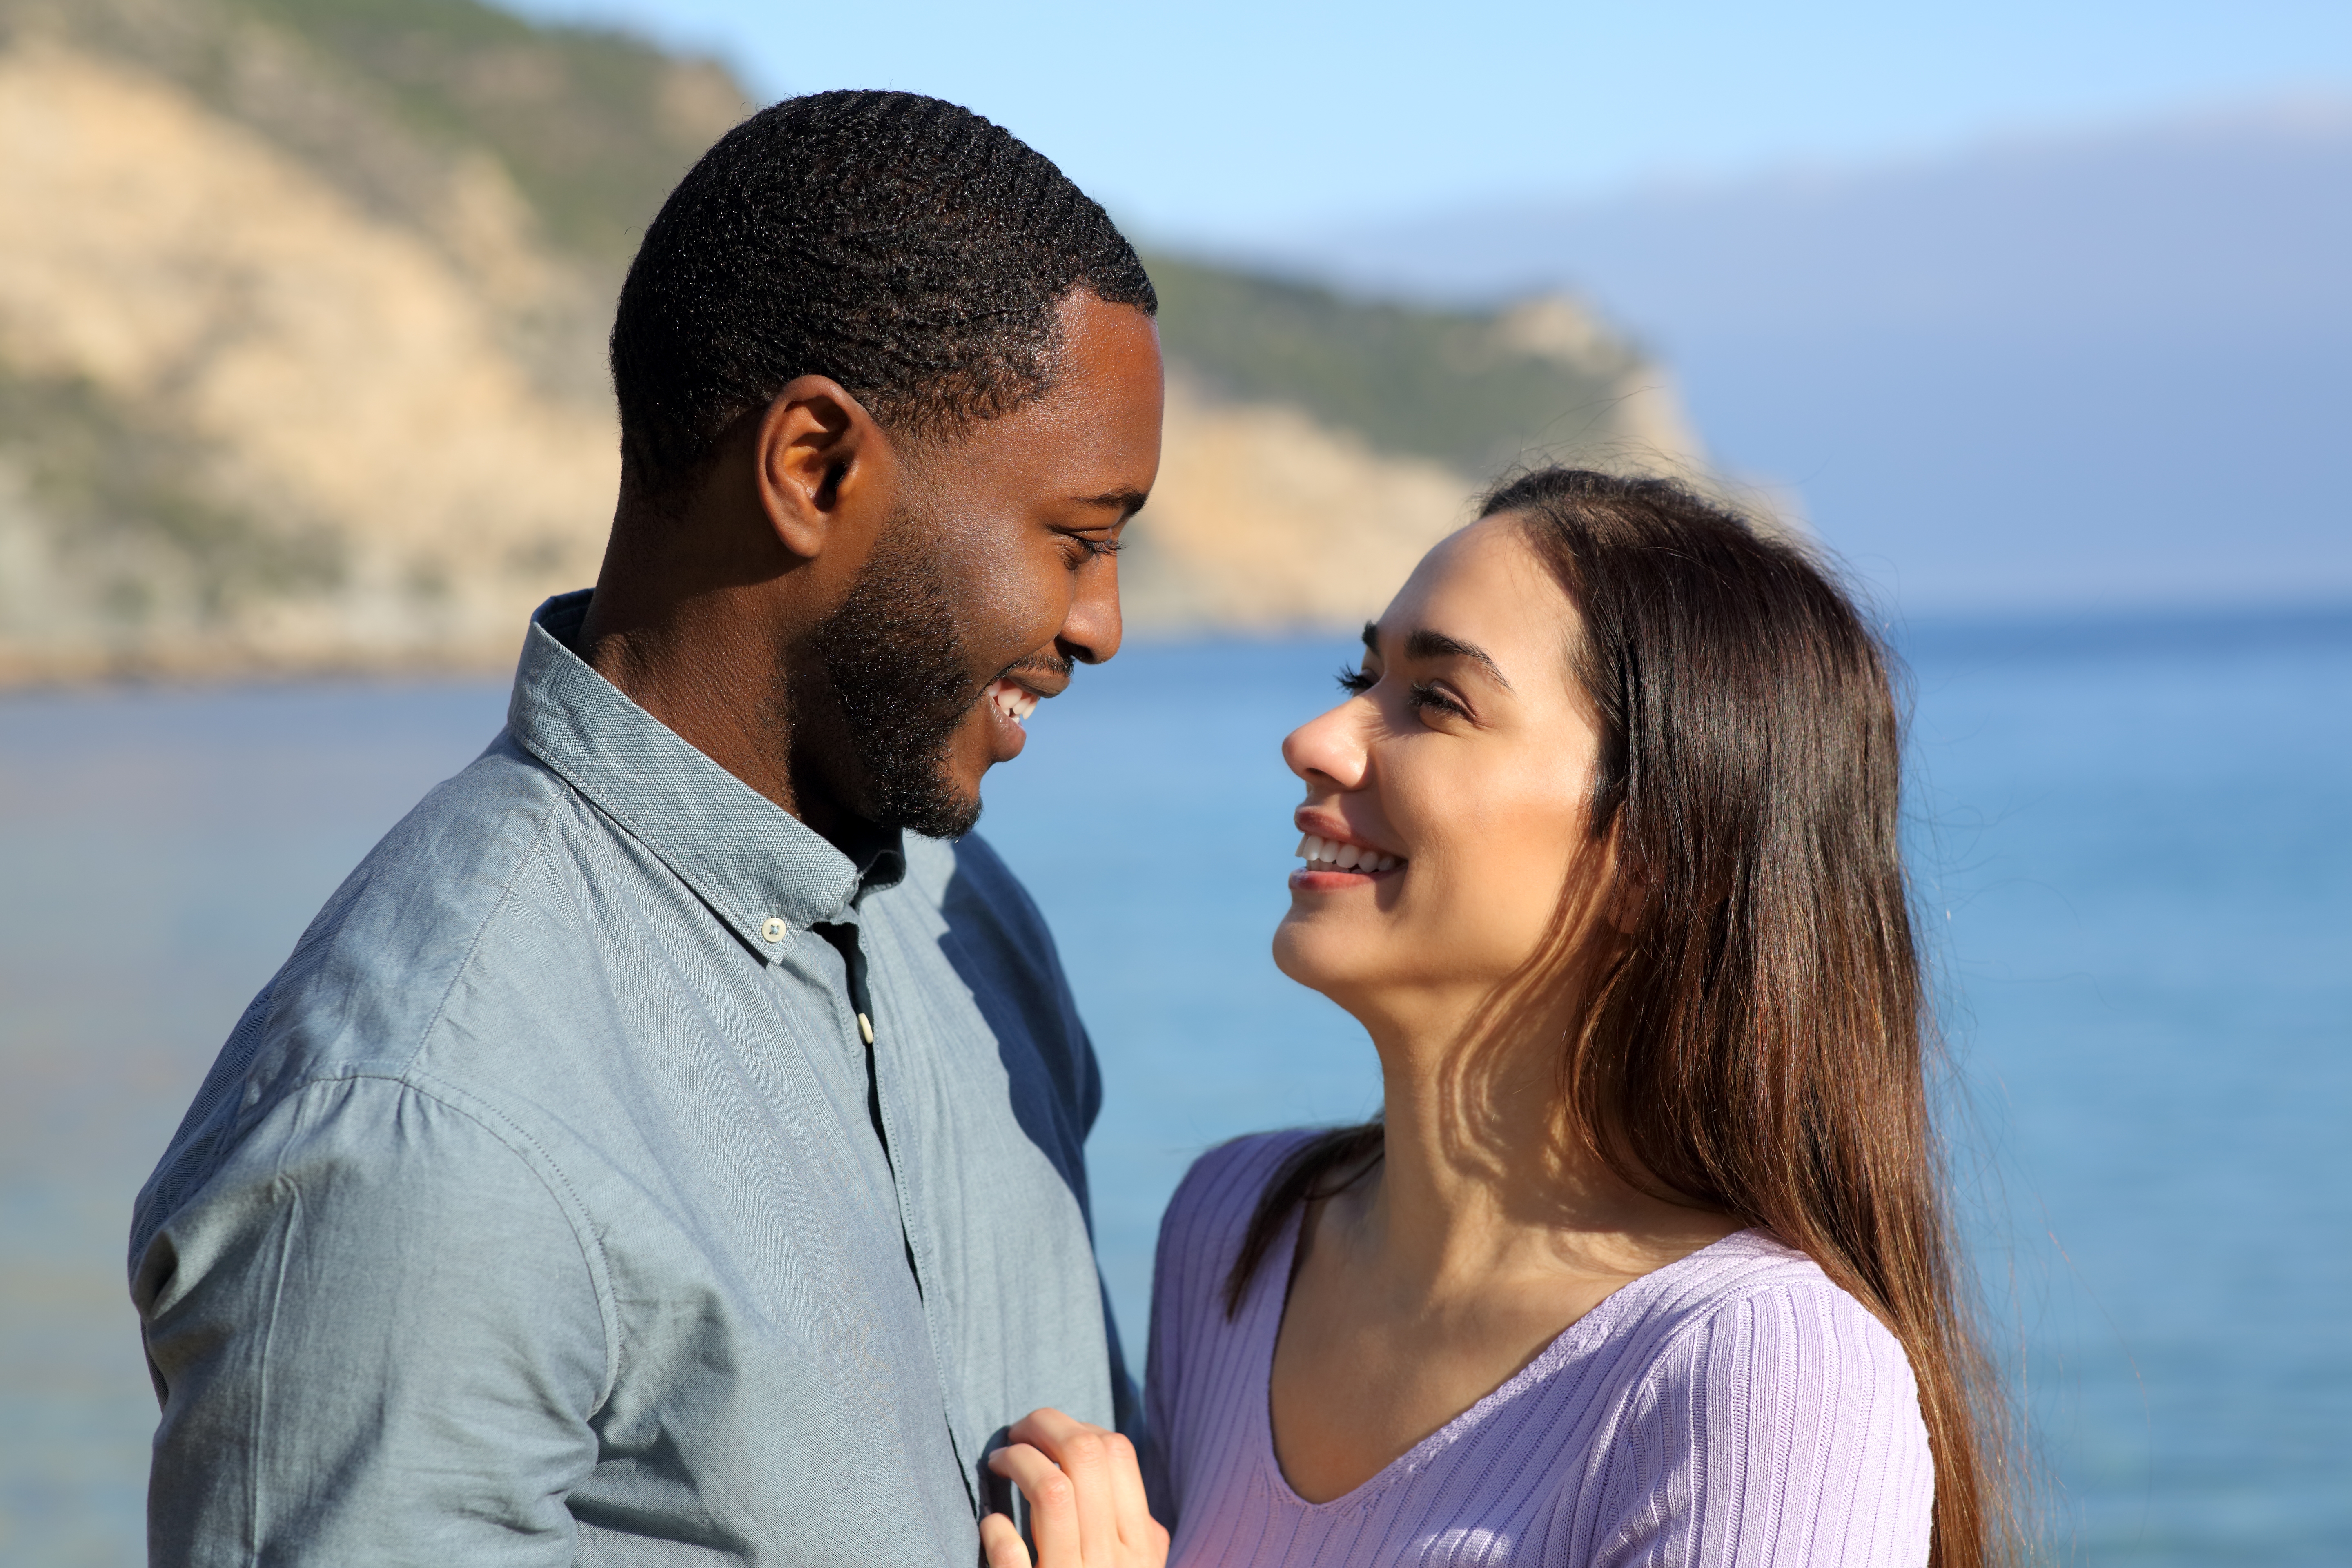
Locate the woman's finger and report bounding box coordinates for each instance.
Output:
[988,1441,1079,1566]
[1005,1409,1119,1561]
[1101,1431,1161,1556]
[979,1509,1033,1568]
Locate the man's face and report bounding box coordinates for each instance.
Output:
[802,291,1164,838]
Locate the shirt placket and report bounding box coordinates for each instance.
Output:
[810,920,969,1497]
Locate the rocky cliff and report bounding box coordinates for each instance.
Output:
[0,0,1711,682]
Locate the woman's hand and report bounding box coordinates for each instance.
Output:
[982,1407,1169,1568]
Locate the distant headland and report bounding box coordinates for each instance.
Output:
[0,0,1713,684]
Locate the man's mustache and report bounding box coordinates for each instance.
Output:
[996,652,1074,684]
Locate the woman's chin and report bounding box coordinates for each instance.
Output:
[1271,915,1379,1001]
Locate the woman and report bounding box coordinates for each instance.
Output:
[984,469,2008,1568]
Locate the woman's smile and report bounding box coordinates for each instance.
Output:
[1270,518,1602,1027]
[1289,809,1407,890]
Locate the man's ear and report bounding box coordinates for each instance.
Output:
[754,375,897,560]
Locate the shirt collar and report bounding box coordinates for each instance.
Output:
[506,592,906,960]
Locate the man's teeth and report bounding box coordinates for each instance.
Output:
[1293,833,1402,873]
[990,684,1040,726]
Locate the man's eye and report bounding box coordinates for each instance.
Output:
[1336,666,1375,695]
[1068,534,1123,560]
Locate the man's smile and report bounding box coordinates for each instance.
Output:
[986,677,1045,728]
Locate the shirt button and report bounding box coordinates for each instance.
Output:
[761,917,787,943]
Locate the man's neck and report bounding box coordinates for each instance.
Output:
[579,584,833,831]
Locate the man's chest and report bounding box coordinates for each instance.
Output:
[475,882,1114,1501]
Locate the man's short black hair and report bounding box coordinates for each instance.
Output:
[610,89,1158,498]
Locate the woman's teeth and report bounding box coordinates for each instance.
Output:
[989,682,1040,726]
[1294,833,1402,873]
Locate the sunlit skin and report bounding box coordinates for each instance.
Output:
[1267,516,1740,1505]
[577,292,1167,1568]
[578,291,1165,847]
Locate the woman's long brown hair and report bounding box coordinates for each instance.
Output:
[1225,469,2018,1568]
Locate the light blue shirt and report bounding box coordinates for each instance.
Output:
[130,591,1127,1566]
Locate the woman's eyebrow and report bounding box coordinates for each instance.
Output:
[1403,627,1512,690]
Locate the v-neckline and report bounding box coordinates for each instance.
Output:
[1250,1202,1759,1512]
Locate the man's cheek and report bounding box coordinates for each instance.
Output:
[972,589,1062,669]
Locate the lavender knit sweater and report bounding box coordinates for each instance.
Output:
[1143,1132,1934,1567]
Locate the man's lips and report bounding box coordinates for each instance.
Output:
[986,677,1041,727]
[975,668,1067,763]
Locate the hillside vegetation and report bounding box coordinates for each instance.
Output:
[0,0,1705,681]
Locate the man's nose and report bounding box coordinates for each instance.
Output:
[1057,557,1123,666]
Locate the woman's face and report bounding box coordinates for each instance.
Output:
[1273,514,1605,1034]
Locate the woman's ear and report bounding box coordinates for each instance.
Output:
[754,375,898,560]
[1604,837,1650,936]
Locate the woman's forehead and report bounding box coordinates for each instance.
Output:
[1380,516,1572,657]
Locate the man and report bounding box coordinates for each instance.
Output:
[129,91,1163,1565]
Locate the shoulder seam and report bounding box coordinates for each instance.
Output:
[401,782,565,1078]
[272,1066,624,1411]
[1630,1260,1906,1399]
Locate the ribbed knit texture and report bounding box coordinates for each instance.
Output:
[1143,1132,1934,1567]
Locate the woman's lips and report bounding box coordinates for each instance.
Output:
[1295,832,1403,873]
[1289,832,1405,889]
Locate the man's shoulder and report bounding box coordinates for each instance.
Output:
[277,731,581,1042]
[879,830,1070,1004]
[135,735,590,1225]
[891,831,1040,930]
[869,831,1102,1144]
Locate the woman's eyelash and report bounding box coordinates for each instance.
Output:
[1336,669,1466,718]
[1408,682,1468,718]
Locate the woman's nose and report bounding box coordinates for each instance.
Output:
[1282,699,1370,790]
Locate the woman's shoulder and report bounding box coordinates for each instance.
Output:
[1594,1232,1936,1553]
[1160,1127,1323,1255]
[1619,1230,1927,1445]
[1150,1127,1328,1322]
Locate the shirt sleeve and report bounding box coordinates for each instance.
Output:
[133,1072,611,1568]
[1593,1283,1937,1568]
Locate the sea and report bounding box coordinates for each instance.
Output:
[2,608,2347,1565]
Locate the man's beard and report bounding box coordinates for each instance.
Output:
[802,515,985,840]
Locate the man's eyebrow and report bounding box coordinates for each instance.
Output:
[1073,487,1150,520]
[1403,627,1512,689]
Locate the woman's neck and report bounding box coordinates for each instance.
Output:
[1338,1002,1737,1303]
[1264,993,1744,1507]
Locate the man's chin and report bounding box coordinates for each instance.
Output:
[907,793,982,842]
[867,763,983,842]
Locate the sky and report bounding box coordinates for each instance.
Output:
[503,0,2352,245]
[495,0,2352,614]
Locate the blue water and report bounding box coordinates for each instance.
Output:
[1,612,2345,1564]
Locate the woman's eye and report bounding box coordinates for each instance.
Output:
[1408,682,1468,720]
[1336,666,1376,695]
